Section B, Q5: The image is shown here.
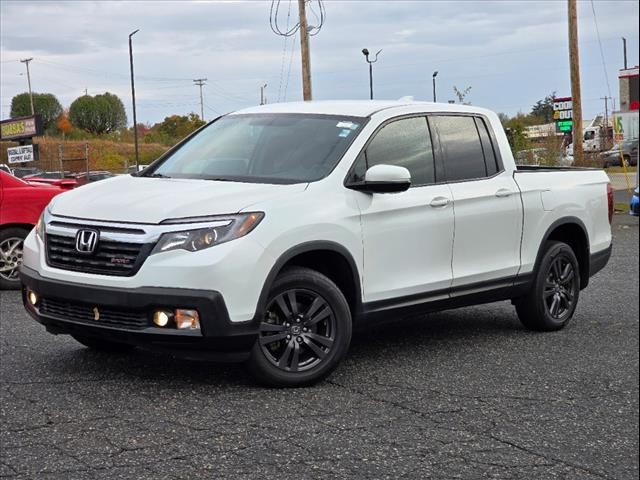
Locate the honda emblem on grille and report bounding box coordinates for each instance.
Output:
[75,229,99,254]
[93,307,100,321]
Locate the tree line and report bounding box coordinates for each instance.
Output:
[9,91,205,146]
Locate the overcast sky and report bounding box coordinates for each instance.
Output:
[1,0,638,126]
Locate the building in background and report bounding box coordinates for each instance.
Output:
[619,66,639,112]
[614,67,639,141]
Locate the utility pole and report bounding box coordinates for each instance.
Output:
[622,37,628,70]
[568,0,584,165]
[193,78,207,121]
[297,0,312,101]
[128,29,140,171]
[600,96,611,147]
[20,58,34,115]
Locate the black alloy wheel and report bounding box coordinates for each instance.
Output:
[248,267,352,387]
[259,288,336,373]
[515,241,580,331]
[543,255,577,321]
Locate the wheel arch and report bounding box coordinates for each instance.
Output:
[0,223,34,233]
[255,241,362,322]
[534,217,590,289]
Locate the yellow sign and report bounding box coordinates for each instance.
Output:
[0,116,41,141]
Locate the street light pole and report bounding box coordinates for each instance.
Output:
[362,48,382,100]
[432,71,439,102]
[128,29,140,171]
[260,84,268,105]
[20,58,35,115]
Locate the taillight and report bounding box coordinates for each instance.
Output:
[607,183,614,224]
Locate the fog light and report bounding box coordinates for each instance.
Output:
[27,290,38,306]
[175,309,200,330]
[153,310,173,327]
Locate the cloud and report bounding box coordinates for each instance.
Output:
[1,0,638,123]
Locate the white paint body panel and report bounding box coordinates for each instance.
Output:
[22,101,612,322]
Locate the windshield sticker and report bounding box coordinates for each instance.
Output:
[338,129,352,138]
[336,121,359,130]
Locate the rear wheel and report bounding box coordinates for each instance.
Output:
[248,267,352,387]
[71,334,135,352]
[515,241,580,331]
[0,227,29,290]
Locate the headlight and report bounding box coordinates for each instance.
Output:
[35,212,45,239]
[151,212,264,255]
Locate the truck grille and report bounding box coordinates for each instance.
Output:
[46,234,150,276]
[39,297,149,330]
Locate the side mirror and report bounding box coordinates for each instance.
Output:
[347,164,411,194]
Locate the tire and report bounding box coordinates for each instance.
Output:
[248,267,352,387]
[71,334,135,352]
[0,227,30,290]
[515,241,580,332]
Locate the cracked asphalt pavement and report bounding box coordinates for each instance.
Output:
[1,215,638,479]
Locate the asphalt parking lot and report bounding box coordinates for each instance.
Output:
[1,215,638,480]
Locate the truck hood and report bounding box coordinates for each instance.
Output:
[49,175,307,224]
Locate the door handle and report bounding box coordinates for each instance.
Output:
[430,196,450,208]
[495,188,513,198]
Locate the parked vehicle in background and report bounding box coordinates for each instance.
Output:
[72,171,115,186]
[127,165,149,174]
[20,101,613,386]
[23,171,72,180]
[0,171,67,289]
[25,177,78,189]
[599,139,639,168]
[0,164,12,175]
[12,167,44,178]
[631,187,640,216]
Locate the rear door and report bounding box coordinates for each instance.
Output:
[348,116,454,303]
[430,114,523,287]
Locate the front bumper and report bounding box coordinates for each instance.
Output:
[20,266,259,361]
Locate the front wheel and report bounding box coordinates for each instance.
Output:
[0,227,29,290]
[248,267,352,387]
[515,241,580,331]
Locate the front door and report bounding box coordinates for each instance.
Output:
[348,116,455,303]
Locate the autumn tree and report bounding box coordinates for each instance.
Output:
[10,92,63,132]
[69,92,127,134]
[56,113,73,134]
[145,113,206,144]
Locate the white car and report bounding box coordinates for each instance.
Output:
[21,101,613,386]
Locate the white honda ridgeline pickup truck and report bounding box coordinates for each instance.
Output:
[20,101,613,387]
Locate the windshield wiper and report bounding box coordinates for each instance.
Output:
[202,177,235,182]
[148,173,171,178]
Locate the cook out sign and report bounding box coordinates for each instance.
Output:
[553,98,573,120]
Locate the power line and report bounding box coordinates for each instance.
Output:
[283,31,298,102]
[276,0,293,102]
[589,0,612,98]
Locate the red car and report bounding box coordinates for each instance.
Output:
[0,171,67,289]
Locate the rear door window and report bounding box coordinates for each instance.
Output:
[430,115,487,182]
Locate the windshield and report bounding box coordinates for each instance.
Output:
[145,114,365,184]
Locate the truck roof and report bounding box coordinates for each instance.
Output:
[233,100,494,118]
